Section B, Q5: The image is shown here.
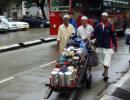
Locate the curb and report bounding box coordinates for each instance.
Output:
[0,44,21,52]
[41,37,57,43]
[20,39,43,47]
[0,37,56,52]
[100,95,122,100]
[99,70,130,100]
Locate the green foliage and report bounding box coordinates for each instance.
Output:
[16,0,33,7]
[16,0,24,7]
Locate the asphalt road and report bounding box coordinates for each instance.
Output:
[0,38,129,100]
[0,41,58,80]
[0,28,49,47]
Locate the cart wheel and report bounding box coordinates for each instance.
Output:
[40,23,45,28]
[69,89,79,100]
[44,87,53,99]
[86,74,92,89]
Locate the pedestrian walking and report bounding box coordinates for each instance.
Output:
[91,12,117,81]
[77,16,94,41]
[69,12,77,32]
[57,14,75,53]
[125,27,130,62]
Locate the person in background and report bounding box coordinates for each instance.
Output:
[91,12,117,81]
[125,27,130,63]
[69,12,77,32]
[77,16,94,41]
[57,14,75,53]
[77,12,84,27]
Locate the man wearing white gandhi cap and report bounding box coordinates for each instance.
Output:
[57,14,75,53]
[77,16,94,40]
[91,12,117,81]
[81,16,88,20]
[63,14,70,19]
[101,12,108,16]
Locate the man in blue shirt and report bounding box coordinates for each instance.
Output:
[69,12,77,32]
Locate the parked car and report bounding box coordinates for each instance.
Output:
[0,20,8,33]
[20,16,50,28]
[15,22,29,30]
[0,16,19,31]
[9,18,29,30]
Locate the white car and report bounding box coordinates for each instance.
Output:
[0,16,19,31]
[14,22,29,30]
[0,21,8,32]
[9,18,29,30]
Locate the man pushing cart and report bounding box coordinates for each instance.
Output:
[44,15,97,100]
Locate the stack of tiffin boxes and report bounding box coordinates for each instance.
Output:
[50,46,85,87]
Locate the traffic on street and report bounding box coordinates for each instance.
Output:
[0,0,130,100]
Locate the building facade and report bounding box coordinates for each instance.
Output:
[1,0,49,19]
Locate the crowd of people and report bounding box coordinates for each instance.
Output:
[57,12,118,82]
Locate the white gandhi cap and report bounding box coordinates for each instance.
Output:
[81,16,88,20]
[101,12,108,16]
[63,14,70,19]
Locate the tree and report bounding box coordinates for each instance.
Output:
[21,0,47,20]
[32,0,47,20]
[16,0,25,7]
[0,0,11,14]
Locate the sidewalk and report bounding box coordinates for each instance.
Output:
[100,43,130,100]
[100,69,130,100]
[0,28,56,52]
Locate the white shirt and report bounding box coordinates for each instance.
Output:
[125,28,130,35]
[101,22,105,30]
[77,24,94,40]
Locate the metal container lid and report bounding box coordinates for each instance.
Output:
[51,71,58,75]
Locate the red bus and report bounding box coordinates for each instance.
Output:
[49,0,129,36]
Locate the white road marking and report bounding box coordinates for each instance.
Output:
[0,60,56,84]
[0,77,14,84]
[40,60,56,68]
[114,70,130,87]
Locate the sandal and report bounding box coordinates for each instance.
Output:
[103,76,109,82]
[102,71,107,76]
[102,72,105,76]
[102,72,109,82]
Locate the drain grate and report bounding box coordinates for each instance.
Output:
[112,87,130,100]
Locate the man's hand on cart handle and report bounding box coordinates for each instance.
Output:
[114,47,117,52]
